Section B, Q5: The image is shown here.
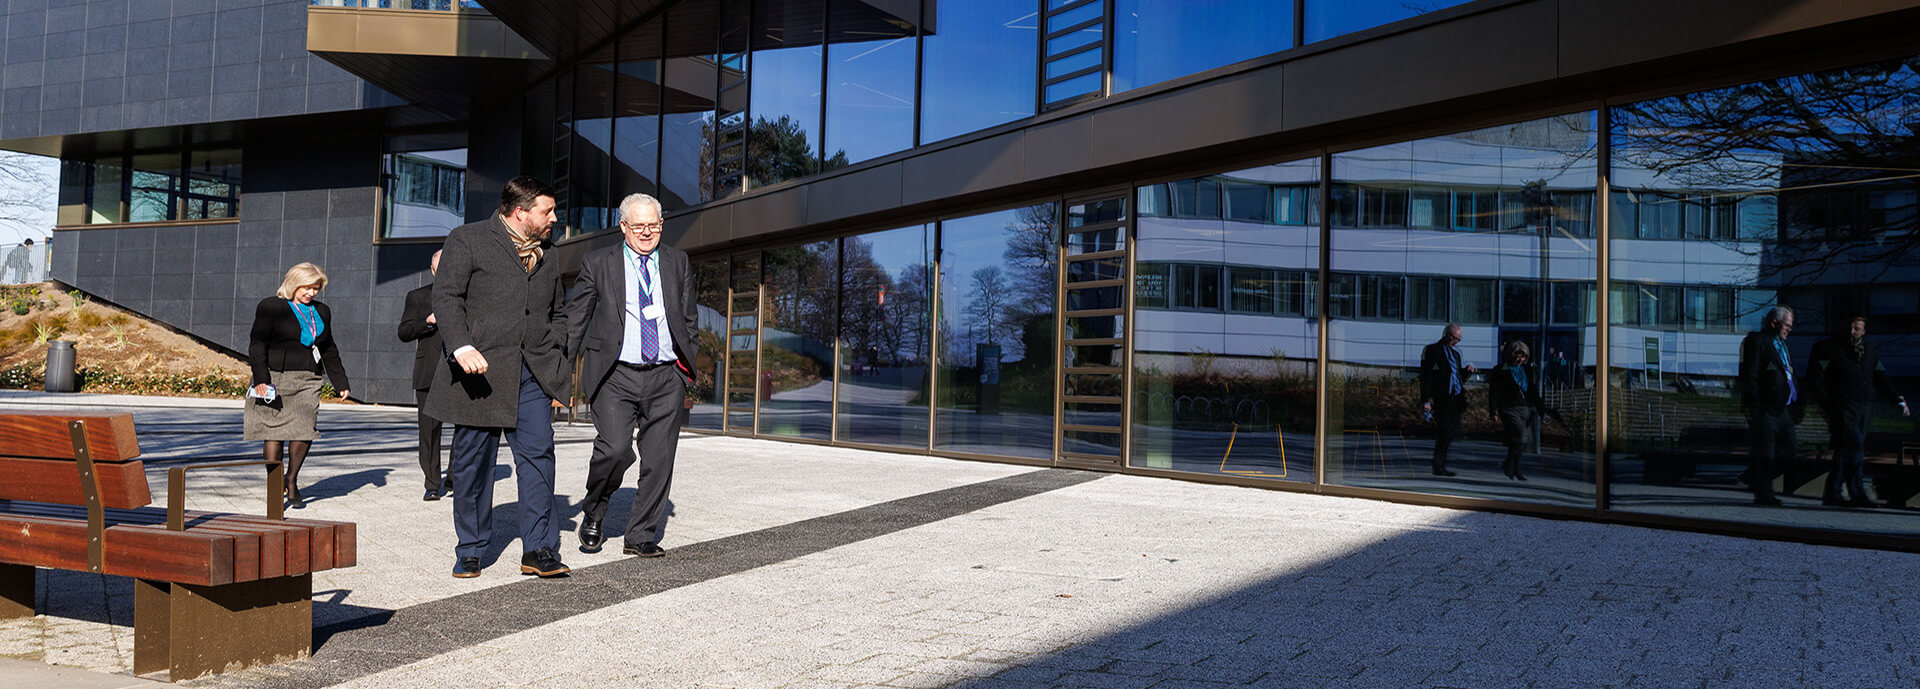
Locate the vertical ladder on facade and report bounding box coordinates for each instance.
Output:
[723,285,762,434]
[1055,195,1131,468]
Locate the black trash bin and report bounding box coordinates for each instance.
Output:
[44,340,76,392]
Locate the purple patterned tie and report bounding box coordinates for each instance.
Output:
[637,254,660,361]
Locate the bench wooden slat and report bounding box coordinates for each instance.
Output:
[0,501,348,579]
[0,457,152,508]
[0,503,270,582]
[0,412,140,461]
[0,513,235,586]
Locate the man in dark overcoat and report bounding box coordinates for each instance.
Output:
[1806,315,1909,507]
[427,176,572,578]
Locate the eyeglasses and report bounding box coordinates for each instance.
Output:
[620,220,664,232]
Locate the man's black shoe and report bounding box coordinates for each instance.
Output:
[521,548,571,577]
[1822,497,1848,507]
[1431,468,1456,477]
[579,520,605,553]
[1754,495,1783,507]
[623,542,666,558]
[452,557,482,578]
[424,489,441,502]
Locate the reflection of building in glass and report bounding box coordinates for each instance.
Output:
[383,149,467,239]
[12,0,1920,548]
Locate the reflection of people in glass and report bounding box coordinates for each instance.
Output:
[1738,306,1801,507]
[1806,315,1909,507]
[1420,323,1474,477]
[1488,340,1546,481]
[3,238,31,283]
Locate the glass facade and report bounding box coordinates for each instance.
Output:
[1133,159,1319,481]
[936,204,1058,459]
[759,240,838,439]
[533,2,1920,549]
[1606,57,1920,537]
[838,224,932,447]
[1325,114,1600,506]
[531,0,1498,226]
[1111,0,1293,93]
[59,149,240,225]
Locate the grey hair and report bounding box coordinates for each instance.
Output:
[618,193,664,222]
[1763,305,1794,330]
[1501,339,1530,363]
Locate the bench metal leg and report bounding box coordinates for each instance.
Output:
[0,564,32,619]
[134,575,313,681]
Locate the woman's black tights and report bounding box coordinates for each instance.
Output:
[262,440,314,505]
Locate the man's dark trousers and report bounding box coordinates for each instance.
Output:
[1823,405,1871,502]
[1748,409,1796,501]
[448,364,558,559]
[416,390,444,492]
[1431,396,1465,473]
[583,362,683,547]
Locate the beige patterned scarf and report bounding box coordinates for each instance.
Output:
[501,216,542,273]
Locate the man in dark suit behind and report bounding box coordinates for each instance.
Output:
[1739,305,1801,507]
[565,193,697,558]
[1806,315,1909,507]
[398,249,448,502]
[426,176,572,579]
[1420,323,1474,477]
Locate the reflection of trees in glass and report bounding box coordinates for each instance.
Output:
[840,237,928,364]
[745,116,849,189]
[1612,57,1920,283]
[965,266,1013,346]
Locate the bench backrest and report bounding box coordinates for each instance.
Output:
[0,411,150,508]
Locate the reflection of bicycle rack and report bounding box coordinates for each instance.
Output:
[1344,427,1419,478]
[1218,422,1290,478]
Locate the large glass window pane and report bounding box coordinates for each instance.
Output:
[1133,158,1320,482]
[661,1,723,208]
[936,204,1057,459]
[838,224,932,447]
[1606,55,1920,539]
[747,0,824,189]
[85,157,124,224]
[128,153,182,223]
[1304,0,1474,44]
[688,258,730,431]
[183,149,241,220]
[382,149,465,238]
[613,20,664,204]
[1112,0,1292,93]
[920,0,1037,144]
[1328,113,1600,506]
[759,241,838,439]
[570,55,617,237]
[823,0,916,169]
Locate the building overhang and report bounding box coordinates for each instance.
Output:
[306,5,549,120]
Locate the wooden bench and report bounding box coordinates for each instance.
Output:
[0,410,357,681]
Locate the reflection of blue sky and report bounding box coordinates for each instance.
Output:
[752,45,823,151]
[939,207,1053,364]
[920,0,1038,144]
[1305,0,1471,43]
[1112,0,1292,92]
[827,37,915,163]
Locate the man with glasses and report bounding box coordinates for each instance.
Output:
[566,193,697,558]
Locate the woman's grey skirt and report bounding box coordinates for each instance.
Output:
[244,369,324,441]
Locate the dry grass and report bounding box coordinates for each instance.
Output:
[0,283,248,385]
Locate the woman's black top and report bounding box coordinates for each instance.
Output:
[249,296,350,391]
[1487,363,1544,416]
